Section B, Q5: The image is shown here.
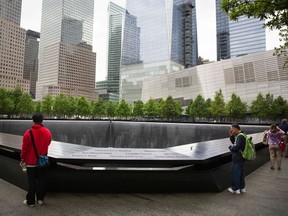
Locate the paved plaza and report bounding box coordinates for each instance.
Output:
[1,157,288,216]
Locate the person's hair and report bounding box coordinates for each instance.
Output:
[281,119,287,124]
[32,114,43,124]
[231,123,241,131]
[270,123,277,133]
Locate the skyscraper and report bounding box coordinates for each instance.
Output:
[36,0,97,100]
[24,30,40,98]
[216,0,266,60]
[0,0,29,92]
[120,0,198,104]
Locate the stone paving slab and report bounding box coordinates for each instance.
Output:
[1,157,288,216]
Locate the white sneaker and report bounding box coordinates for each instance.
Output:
[37,200,44,205]
[228,187,240,194]
[240,188,246,193]
[23,200,35,207]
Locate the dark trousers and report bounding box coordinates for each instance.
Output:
[231,161,245,191]
[26,167,47,205]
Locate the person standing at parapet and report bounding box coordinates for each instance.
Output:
[20,114,52,207]
[228,124,246,194]
[278,119,288,158]
[265,124,285,170]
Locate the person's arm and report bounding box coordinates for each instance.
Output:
[20,131,29,162]
[229,134,245,152]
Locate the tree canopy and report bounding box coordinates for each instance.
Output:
[221,0,288,64]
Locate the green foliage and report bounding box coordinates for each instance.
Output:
[116,100,131,118]
[41,95,54,117]
[157,98,165,117]
[53,93,68,118]
[91,98,106,118]
[106,101,117,118]
[210,89,226,121]
[9,85,23,114]
[16,93,35,117]
[133,100,144,117]
[221,0,288,66]
[270,96,288,119]
[75,96,91,117]
[161,96,182,119]
[0,88,14,115]
[143,98,158,117]
[226,93,247,120]
[189,95,207,118]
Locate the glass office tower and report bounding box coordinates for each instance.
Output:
[120,0,198,104]
[216,0,266,60]
[36,0,97,100]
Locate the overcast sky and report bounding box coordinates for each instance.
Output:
[21,0,281,82]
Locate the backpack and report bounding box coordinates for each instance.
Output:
[238,133,256,161]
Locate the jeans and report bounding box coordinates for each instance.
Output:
[231,161,245,191]
[26,167,47,205]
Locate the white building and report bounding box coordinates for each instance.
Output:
[141,50,288,105]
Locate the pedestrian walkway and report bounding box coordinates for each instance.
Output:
[1,157,288,216]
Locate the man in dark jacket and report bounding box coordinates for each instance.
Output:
[228,124,246,194]
[20,114,52,206]
[278,119,288,157]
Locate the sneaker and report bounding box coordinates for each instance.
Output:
[228,187,240,194]
[23,200,35,207]
[278,167,281,170]
[37,200,44,205]
[270,166,275,170]
[240,188,246,193]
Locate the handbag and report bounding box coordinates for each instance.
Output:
[279,140,286,151]
[30,130,49,168]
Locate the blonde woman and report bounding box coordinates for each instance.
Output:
[265,124,285,170]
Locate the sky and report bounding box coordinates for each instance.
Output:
[20,0,281,82]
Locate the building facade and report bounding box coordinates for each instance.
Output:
[142,50,288,105]
[36,0,97,100]
[24,30,40,98]
[0,0,30,92]
[120,0,198,104]
[216,0,266,60]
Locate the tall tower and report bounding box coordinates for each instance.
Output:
[0,0,29,92]
[24,30,40,98]
[36,0,97,100]
[120,0,198,104]
[216,0,266,60]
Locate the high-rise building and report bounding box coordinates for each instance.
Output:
[0,0,30,92]
[24,30,40,98]
[120,0,198,104]
[216,0,266,60]
[36,0,97,100]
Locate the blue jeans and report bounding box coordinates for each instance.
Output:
[231,161,245,191]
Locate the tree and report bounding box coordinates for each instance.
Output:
[16,93,35,117]
[53,93,68,118]
[116,99,131,118]
[270,96,288,120]
[143,98,158,117]
[41,95,54,117]
[9,86,23,115]
[157,98,165,117]
[162,96,182,120]
[210,89,226,122]
[226,93,247,121]
[66,96,76,118]
[0,88,14,116]
[250,93,267,121]
[221,0,288,65]
[133,100,144,117]
[75,96,91,118]
[91,98,106,118]
[190,95,207,120]
[106,101,117,118]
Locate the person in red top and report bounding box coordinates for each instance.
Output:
[20,114,52,207]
